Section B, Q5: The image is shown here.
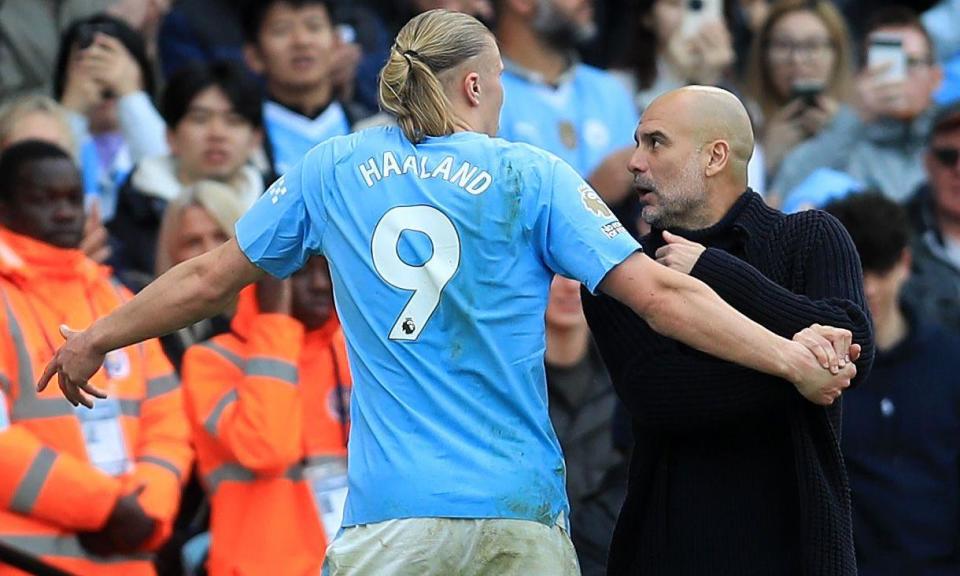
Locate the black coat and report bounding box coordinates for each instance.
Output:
[583,191,874,576]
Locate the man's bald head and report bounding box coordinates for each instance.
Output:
[645,86,754,181]
[629,86,757,229]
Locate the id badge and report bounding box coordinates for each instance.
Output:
[0,389,9,431]
[305,457,348,542]
[75,399,130,476]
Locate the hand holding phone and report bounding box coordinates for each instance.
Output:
[867,33,907,84]
[791,81,824,107]
[681,0,724,39]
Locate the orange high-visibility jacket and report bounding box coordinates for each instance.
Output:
[182,289,351,576]
[0,229,193,576]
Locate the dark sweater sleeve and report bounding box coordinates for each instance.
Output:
[583,294,801,432]
[689,213,874,387]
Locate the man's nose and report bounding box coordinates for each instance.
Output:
[628,149,649,175]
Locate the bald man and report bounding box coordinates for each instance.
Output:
[581,87,875,576]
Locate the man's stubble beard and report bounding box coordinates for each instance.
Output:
[641,158,707,229]
[532,0,597,51]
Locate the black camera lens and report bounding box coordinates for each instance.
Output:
[689,0,704,10]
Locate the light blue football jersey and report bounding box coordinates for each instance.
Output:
[264,100,351,176]
[236,125,639,528]
[499,61,638,177]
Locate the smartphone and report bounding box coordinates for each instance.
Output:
[791,81,824,107]
[336,24,356,45]
[75,21,120,50]
[681,0,724,38]
[868,33,907,83]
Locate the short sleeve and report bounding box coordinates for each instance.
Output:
[235,146,328,278]
[535,159,640,292]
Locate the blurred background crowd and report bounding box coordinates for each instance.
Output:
[0,0,958,575]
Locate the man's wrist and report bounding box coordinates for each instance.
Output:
[85,320,112,356]
[776,340,805,386]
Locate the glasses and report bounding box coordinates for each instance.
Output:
[931,147,960,168]
[767,39,834,63]
[906,56,935,71]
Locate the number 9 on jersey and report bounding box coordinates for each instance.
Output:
[371,206,462,341]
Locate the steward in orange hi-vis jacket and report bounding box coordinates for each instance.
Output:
[182,256,351,576]
[0,141,192,575]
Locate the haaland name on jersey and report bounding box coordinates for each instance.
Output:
[357,151,493,195]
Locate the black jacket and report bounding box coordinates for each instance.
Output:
[583,191,874,576]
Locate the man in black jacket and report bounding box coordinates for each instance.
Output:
[582,86,875,576]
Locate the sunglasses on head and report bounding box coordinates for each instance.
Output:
[932,147,960,168]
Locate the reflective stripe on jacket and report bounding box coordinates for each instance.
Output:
[0,229,192,576]
[182,288,351,576]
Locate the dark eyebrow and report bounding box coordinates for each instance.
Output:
[639,130,670,145]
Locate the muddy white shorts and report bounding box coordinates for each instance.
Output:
[322,515,581,576]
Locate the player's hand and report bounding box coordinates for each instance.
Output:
[792,323,857,375]
[787,340,856,405]
[36,326,107,408]
[654,231,706,275]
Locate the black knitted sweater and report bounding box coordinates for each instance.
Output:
[582,190,875,576]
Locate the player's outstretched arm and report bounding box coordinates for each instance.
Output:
[37,239,266,407]
[598,251,855,406]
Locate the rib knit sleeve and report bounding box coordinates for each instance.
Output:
[582,293,801,431]
[689,213,874,387]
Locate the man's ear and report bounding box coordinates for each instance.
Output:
[464,72,482,107]
[705,140,730,177]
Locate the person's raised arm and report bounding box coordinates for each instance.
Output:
[38,239,265,406]
[599,251,854,405]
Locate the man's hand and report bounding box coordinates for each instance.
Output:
[80,201,112,264]
[36,326,107,408]
[654,231,706,275]
[84,34,144,98]
[793,323,861,375]
[60,50,105,115]
[786,339,857,405]
[255,275,292,316]
[330,40,361,102]
[852,63,906,122]
[79,487,156,556]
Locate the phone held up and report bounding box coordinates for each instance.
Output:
[868,33,907,83]
[681,0,724,38]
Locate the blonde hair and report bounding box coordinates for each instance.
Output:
[379,9,494,144]
[746,0,854,121]
[155,180,246,276]
[0,95,77,155]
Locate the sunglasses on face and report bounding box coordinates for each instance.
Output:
[931,147,960,168]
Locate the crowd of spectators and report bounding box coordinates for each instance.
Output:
[0,0,958,574]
